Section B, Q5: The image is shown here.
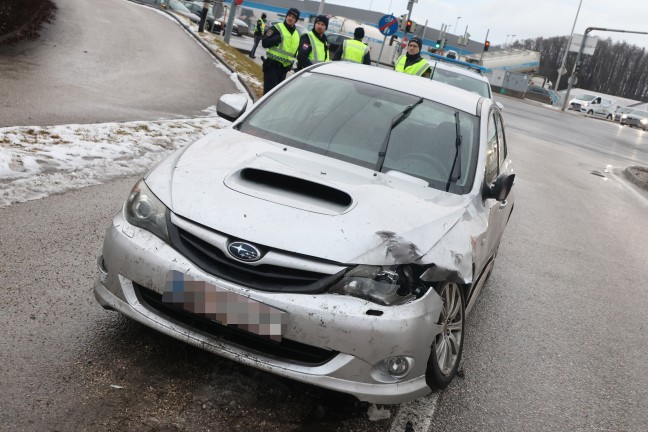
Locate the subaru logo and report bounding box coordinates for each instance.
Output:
[228,241,262,262]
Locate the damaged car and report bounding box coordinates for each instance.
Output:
[94,62,515,404]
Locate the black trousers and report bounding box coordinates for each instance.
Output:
[263,60,290,94]
[250,34,261,57]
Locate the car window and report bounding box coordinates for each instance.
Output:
[485,112,499,184]
[430,66,491,98]
[239,72,480,193]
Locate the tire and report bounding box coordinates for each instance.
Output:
[607,114,613,120]
[426,281,465,390]
[587,110,594,115]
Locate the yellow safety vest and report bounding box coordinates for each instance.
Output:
[306,32,329,63]
[255,19,265,34]
[341,39,369,63]
[266,23,300,67]
[395,55,430,76]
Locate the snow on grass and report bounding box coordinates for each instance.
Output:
[0,117,230,208]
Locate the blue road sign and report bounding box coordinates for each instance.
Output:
[378,14,398,36]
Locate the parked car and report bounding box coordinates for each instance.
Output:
[94,62,515,404]
[216,16,250,36]
[580,96,617,120]
[139,0,201,23]
[326,32,352,57]
[427,60,492,99]
[183,1,220,32]
[614,106,633,122]
[620,109,648,130]
[524,84,554,105]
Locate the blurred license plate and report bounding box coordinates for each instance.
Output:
[163,270,286,341]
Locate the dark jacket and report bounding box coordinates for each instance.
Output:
[332,37,371,65]
[296,32,329,71]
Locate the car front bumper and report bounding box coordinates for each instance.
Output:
[94,211,444,404]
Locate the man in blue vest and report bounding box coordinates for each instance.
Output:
[249,13,266,59]
[332,27,371,65]
[296,15,330,71]
[261,8,301,94]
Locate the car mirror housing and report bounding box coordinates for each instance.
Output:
[485,173,515,201]
[217,94,248,122]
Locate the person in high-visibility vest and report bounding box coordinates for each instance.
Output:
[249,12,266,59]
[394,37,431,77]
[296,15,330,71]
[332,27,371,65]
[261,8,301,94]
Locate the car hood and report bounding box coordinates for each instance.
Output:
[147,129,473,265]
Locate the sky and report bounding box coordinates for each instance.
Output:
[320,0,648,49]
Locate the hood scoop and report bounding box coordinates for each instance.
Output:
[224,168,354,215]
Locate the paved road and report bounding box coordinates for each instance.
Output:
[0,0,238,127]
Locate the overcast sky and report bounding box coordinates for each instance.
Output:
[320,0,648,49]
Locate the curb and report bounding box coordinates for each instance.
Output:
[130,1,257,101]
[623,166,648,191]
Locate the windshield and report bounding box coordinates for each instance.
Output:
[578,94,596,101]
[167,0,192,13]
[238,73,480,194]
[429,65,491,98]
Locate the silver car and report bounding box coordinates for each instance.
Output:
[94,62,515,404]
[620,109,648,131]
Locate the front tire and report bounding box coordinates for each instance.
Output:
[587,110,594,115]
[426,281,465,390]
[607,114,613,120]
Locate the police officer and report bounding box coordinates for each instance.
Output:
[394,37,431,77]
[249,12,266,59]
[333,27,371,65]
[296,15,330,71]
[261,8,301,94]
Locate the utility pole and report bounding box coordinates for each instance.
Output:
[223,0,239,44]
[554,0,582,92]
[479,29,490,61]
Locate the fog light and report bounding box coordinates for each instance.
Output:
[386,356,410,378]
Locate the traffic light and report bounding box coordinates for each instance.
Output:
[435,39,441,49]
[575,63,581,74]
[405,19,412,32]
[484,40,490,51]
[398,14,407,31]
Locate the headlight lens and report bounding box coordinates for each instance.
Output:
[641,119,647,125]
[329,265,428,306]
[621,114,628,119]
[124,179,170,242]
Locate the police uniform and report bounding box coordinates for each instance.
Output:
[332,27,372,65]
[261,8,301,94]
[296,15,330,71]
[394,37,431,77]
[249,13,266,58]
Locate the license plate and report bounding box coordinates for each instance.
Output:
[163,270,286,341]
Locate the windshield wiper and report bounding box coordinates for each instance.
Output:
[375,98,423,171]
[445,110,463,192]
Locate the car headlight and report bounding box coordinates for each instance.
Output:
[124,179,170,242]
[641,119,647,125]
[329,265,429,306]
[581,102,589,107]
[621,114,628,119]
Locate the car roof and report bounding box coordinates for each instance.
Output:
[426,60,488,81]
[310,62,482,115]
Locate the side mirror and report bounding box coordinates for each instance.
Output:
[217,94,248,122]
[495,101,504,111]
[485,173,515,201]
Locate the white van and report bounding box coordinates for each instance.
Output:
[579,96,617,120]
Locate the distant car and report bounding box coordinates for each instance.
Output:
[94,62,515,405]
[325,32,352,58]
[139,0,200,23]
[183,1,220,32]
[427,60,492,99]
[620,109,648,131]
[568,94,597,111]
[524,85,554,105]
[614,106,633,122]
[216,16,250,36]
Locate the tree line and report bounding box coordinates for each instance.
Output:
[512,36,648,101]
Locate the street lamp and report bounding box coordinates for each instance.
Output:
[454,16,461,34]
[555,0,583,94]
[505,34,511,48]
[509,34,516,48]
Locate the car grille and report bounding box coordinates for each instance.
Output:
[167,214,344,293]
[134,283,339,366]
[570,103,581,110]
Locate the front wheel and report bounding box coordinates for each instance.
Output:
[587,110,594,115]
[426,281,465,390]
[607,114,613,120]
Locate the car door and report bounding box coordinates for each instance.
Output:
[478,109,512,275]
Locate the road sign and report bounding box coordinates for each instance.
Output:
[235,0,243,5]
[378,14,399,36]
[569,34,598,55]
